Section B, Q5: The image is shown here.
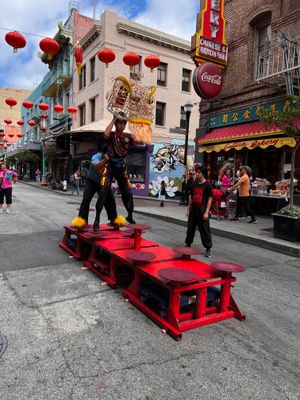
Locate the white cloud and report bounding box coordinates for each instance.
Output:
[0,0,198,90]
[133,0,198,40]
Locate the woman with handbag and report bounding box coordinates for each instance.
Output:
[0,162,18,214]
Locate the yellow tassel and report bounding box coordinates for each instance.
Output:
[113,215,126,227]
[71,216,86,229]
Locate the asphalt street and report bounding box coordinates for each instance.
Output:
[0,184,299,400]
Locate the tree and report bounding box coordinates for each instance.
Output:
[257,95,300,205]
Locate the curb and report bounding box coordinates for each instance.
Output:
[134,210,300,258]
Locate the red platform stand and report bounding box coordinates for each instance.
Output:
[59,224,114,260]
[84,237,159,287]
[59,224,92,260]
[123,258,245,340]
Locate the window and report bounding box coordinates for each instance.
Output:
[90,98,96,122]
[130,56,142,80]
[180,106,186,129]
[155,102,166,126]
[79,65,86,90]
[256,24,271,79]
[90,57,95,82]
[79,104,86,126]
[65,92,70,108]
[157,63,167,86]
[182,69,191,92]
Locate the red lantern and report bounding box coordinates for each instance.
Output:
[23,100,34,109]
[123,52,140,70]
[67,106,77,115]
[98,48,115,68]
[73,41,83,75]
[39,103,49,112]
[0,143,3,147]
[17,134,23,138]
[144,55,161,72]
[6,143,11,147]
[5,31,26,53]
[4,119,12,125]
[17,120,24,126]
[39,38,60,60]
[5,98,17,108]
[28,120,36,127]
[0,132,5,137]
[54,104,64,114]
[8,134,14,138]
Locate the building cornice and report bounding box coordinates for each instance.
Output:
[80,24,102,50]
[116,21,191,54]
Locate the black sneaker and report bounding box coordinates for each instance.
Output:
[230,217,238,221]
[93,221,100,232]
[205,248,211,258]
[126,215,136,224]
[248,218,257,224]
[185,244,191,248]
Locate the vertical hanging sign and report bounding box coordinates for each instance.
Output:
[192,0,228,68]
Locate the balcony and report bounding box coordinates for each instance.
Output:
[255,34,300,95]
[42,62,72,97]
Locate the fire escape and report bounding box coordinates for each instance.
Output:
[255,32,300,96]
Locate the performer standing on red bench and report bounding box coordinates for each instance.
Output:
[185,164,213,258]
[104,116,135,224]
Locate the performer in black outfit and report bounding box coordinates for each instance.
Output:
[185,165,213,257]
[104,116,135,224]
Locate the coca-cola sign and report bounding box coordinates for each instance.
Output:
[193,62,223,98]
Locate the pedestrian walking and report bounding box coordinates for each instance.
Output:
[229,166,257,223]
[35,168,41,185]
[158,180,166,207]
[0,162,18,214]
[185,164,213,257]
[71,169,81,195]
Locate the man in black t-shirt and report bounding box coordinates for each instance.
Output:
[185,165,213,257]
[104,116,135,224]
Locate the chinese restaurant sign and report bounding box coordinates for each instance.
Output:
[208,99,289,128]
[194,0,228,68]
[199,137,296,153]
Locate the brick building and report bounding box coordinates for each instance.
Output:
[194,0,300,203]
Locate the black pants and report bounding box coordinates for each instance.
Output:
[0,187,12,204]
[107,166,134,217]
[235,196,255,220]
[185,204,212,249]
[78,178,117,223]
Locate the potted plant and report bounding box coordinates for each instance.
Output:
[258,96,300,241]
[272,204,300,242]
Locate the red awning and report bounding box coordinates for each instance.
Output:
[197,120,282,144]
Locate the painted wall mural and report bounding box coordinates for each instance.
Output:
[149,141,194,197]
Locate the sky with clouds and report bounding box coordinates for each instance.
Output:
[0,0,199,90]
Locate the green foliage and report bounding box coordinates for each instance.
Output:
[278,204,300,218]
[15,151,41,163]
[257,95,300,137]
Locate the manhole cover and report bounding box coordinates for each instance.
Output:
[67,202,82,205]
[0,333,8,357]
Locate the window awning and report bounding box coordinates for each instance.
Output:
[196,120,283,145]
[199,136,296,153]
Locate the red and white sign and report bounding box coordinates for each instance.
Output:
[194,0,228,67]
[193,62,223,98]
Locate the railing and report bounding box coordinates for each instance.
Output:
[41,62,72,94]
[256,36,300,82]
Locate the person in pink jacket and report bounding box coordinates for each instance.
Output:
[0,162,18,214]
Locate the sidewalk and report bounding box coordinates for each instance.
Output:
[19,180,300,257]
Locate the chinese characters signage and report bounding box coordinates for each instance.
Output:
[198,137,296,153]
[207,99,288,128]
[194,0,228,67]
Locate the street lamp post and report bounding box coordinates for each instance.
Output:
[179,100,193,205]
[40,112,48,186]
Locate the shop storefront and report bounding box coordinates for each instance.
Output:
[196,99,298,214]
